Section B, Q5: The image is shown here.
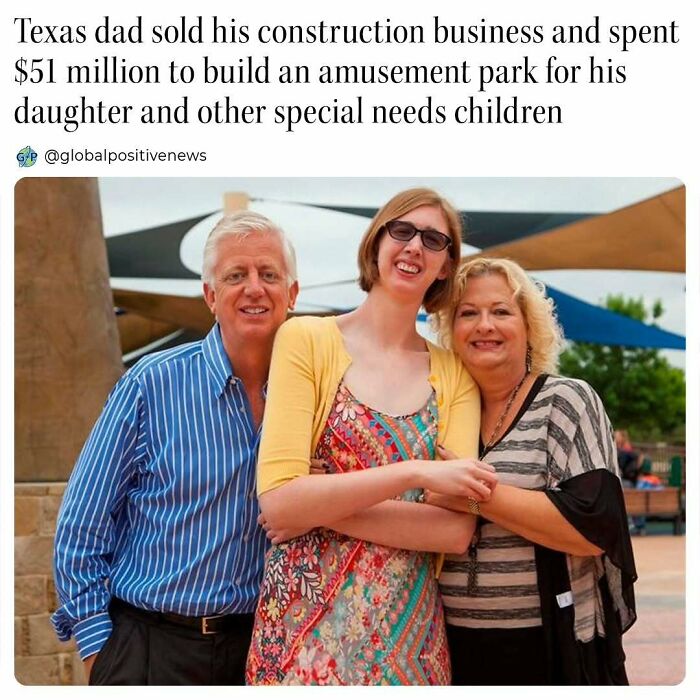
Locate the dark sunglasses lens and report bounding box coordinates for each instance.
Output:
[387,221,416,241]
[422,229,450,251]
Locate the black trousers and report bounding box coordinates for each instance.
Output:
[447,624,548,685]
[89,599,254,685]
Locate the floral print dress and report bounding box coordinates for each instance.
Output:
[246,382,451,685]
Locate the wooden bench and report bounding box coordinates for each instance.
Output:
[623,487,683,534]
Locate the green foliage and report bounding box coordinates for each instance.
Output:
[558,294,685,442]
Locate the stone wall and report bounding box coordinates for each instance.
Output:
[15,483,86,686]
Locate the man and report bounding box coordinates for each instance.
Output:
[51,212,299,685]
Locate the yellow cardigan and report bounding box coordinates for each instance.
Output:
[257,315,480,495]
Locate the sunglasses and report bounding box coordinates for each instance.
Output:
[384,220,453,252]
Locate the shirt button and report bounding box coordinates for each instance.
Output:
[235,578,242,585]
[243,534,250,542]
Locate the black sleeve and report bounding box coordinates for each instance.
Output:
[546,470,637,631]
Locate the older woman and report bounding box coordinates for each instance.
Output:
[246,190,497,685]
[431,257,637,685]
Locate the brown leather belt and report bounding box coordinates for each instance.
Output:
[111,598,254,635]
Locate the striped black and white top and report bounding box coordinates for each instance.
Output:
[52,324,269,659]
[440,375,618,632]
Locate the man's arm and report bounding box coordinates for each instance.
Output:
[51,372,145,661]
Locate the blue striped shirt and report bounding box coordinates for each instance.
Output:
[51,324,268,659]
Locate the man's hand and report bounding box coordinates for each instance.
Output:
[258,513,312,544]
[83,653,98,682]
[309,458,329,475]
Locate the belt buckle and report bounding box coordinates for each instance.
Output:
[201,615,219,635]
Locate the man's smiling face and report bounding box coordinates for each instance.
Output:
[204,230,298,347]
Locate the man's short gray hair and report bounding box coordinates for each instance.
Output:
[201,211,298,285]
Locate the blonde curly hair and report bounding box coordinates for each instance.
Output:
[434,257,565,375]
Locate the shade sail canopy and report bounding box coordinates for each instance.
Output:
[113,289,213,332]
[105,186,685,356]
[107,216,201,279]
[470,186,685,272]
[106,186,685,278]
[310,204,591,249]
[546,287,685,349]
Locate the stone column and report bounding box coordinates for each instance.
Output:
[15,177,123,482]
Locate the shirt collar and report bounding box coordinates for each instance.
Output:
[202,325,270,400]
[202,324,235,397]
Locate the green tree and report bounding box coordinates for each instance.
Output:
[558,294,685,442]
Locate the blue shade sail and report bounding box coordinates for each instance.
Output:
[545,287,685,350]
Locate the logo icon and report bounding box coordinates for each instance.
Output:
[17,146,38,168]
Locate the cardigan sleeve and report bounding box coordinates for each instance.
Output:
[257,318,318,495]
[438,352,480,459]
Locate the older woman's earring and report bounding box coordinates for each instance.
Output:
[526,344,533,374]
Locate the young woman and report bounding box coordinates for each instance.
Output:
[245,189,497,685]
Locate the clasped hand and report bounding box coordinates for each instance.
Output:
[425,444,497,501]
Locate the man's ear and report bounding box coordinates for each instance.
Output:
[287,281,299,310]
[203,282,216,316]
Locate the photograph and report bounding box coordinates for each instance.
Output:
[14,176,685,686]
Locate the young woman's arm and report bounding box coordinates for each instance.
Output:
[263,500,477,554]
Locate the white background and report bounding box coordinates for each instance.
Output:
[1,0,697,697]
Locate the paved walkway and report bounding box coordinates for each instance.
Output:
[624,535,685,685]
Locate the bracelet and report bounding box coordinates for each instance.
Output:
[467,497,480,515]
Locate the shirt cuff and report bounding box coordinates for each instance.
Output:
[73,612,113,660]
